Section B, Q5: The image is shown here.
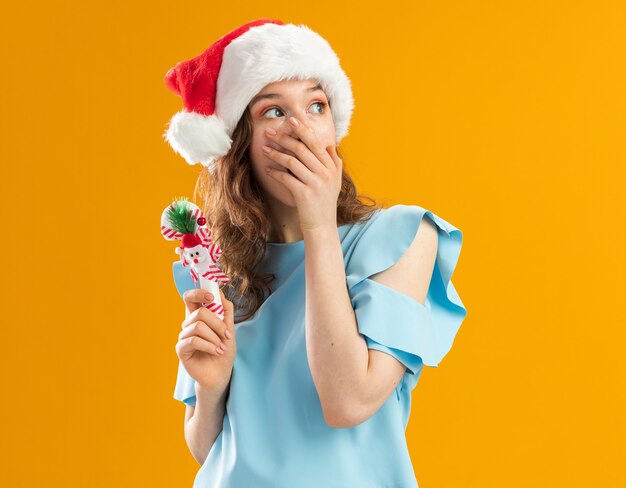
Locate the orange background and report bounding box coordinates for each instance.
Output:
[1,2,625,487]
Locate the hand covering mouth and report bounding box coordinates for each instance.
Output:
[269,146,298,173]
[271,166,295,175]
[269,145,297,159]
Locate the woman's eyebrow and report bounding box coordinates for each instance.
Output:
[249,83,325,108]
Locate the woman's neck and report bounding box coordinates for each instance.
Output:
[266,199,302,243]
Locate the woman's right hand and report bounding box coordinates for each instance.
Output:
[176,288,236,392]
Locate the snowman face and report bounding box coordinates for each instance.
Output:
[185,245,207,265]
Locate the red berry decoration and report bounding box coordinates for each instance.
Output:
[197,217,206,226]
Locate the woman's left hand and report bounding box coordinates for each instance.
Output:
[262,116,342,231]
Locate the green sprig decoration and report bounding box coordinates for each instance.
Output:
[166,197,198,235]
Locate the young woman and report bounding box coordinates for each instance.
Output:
[165,18,467,488]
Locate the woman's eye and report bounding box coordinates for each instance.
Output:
[262,101,327,118]
[311,101,327,114]
[263,107,284,118]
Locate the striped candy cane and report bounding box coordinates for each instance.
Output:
[161,200,230,320]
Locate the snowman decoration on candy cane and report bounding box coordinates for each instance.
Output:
[160,198,230,320]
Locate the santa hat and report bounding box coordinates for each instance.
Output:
[162,18,354,174]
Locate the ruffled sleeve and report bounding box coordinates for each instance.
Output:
[172,261,198,407]
[345,204,467,375]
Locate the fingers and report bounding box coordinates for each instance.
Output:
[180,306,229,342]
[220,289,234,330]
[326,145,342,169]
[179,321,228,356]
[182,288,214,315]
[176,334,226,358]
[268,117,334,170]
[181,289,233,343]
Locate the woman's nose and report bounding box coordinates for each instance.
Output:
[277,119,297,137]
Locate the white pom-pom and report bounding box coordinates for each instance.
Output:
[163,111,232,169]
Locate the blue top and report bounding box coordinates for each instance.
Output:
[172,204,467,488]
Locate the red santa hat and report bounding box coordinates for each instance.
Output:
[163,18,354,174]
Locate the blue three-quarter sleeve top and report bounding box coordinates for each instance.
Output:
[171,204,468,488]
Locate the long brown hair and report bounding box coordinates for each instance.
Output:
[193,105,382,323]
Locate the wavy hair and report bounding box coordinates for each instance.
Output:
[192,104,382,323]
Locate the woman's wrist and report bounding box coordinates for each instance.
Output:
[195,376,231,400]
[302,222,340,243]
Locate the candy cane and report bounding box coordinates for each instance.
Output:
[160,199,230,320]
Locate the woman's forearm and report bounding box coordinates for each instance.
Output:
[184,381,230,465]
[303,225,370,426]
